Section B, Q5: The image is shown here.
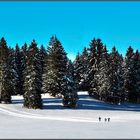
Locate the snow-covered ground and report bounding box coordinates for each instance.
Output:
[0,91,140,139]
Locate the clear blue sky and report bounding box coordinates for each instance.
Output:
[0,2,140,61]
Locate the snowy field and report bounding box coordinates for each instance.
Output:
[0,92,140,139]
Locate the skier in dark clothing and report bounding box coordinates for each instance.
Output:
[108,118,110,122]
[99,117,101,122]
[105,118,107,122]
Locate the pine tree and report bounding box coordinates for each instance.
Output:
[8,47,17,96]
[80,47,89,91]
[73,47,89,91]
[21,43,28,72]
[132,50,140,103]
[21,43,28,63]
[23,40,42,109]
[87,38,97,96]
[39,45,47,75]
[73,52,83,91]
[88,38,105,98]
[44,36,67,97]
[21,43,28,89]
[108,47,124,104]
[123,46,135,103]
[0,37,12,103]
[94,46,111,101]
[39,45,47,94]
[62,59,78,108]
[14,44,25,95]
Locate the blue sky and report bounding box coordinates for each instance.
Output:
[0,2,140,61]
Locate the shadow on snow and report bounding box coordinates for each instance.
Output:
[11,94,140,112]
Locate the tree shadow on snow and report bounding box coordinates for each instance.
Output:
[12,99,24,104]
[77,99,140,112]
[11,95,140,112]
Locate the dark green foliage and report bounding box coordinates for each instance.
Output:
[94,46,111,101]
[86,38,97,96]
[108,47,124,104]
[0,37,12,103]
[62,60,78,108]
[133,50,140,103]
[88,38,105,98]
[39,45,47,94]
[44,36,67,97]
[74,47,89,91]
[123,48,140,103]
[23,40,42,109]
[1,35,140,107]
[21,43,28,90]
[73,52,83,91]
[123,46,135,103]
[39,45,47,75]
[14,44,25,95]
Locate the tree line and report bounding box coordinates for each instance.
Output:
[0,36,140,110]
[0,36,78,109]
[74,38,140,104]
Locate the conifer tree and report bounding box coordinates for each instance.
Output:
[123,46,135,103]
[21,43,28,88]
[39,45,47,94]
[73,52,83,91]
[62,59,78,108]
[0,37,12,103]
[39,45,47,75]
[23,40,42,109]
[21,43,28,63]
[80,47,89,91]
[108,47,124,104]
[132,50,140,103]
[94,46,111,101]
[14,44,24,95]
[44,36,67,97]
[88,38,105,98]
[86,38,97,96]
[8,47,17,96]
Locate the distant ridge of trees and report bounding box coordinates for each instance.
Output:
[0,36,140,109]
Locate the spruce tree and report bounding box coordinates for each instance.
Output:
[88,38,105,98]
[123,46,135,103]
[23,40,42,109]
[73,47,89,92]
[80,47,89,91]
[0,37,12,103]
[108,47,124,104]
[132,50,140,103]
[62,59,78,108]
[87,38,97,96]
[44,36,67,97]
[14,44,24,95]
[73,52,83,91]
[94,46,111,101]
[8,47,17,96]
[39,45,47,94]
[21,43,28,90]
[39,45,47,75]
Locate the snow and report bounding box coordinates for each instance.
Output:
[0,92,140,138]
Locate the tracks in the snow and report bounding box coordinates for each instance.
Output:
[0,104,99,123]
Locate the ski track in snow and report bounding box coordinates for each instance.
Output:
[0,92,139,123]
[0,104,97,123]
[0,104,124,123]
[0,105,97,123]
